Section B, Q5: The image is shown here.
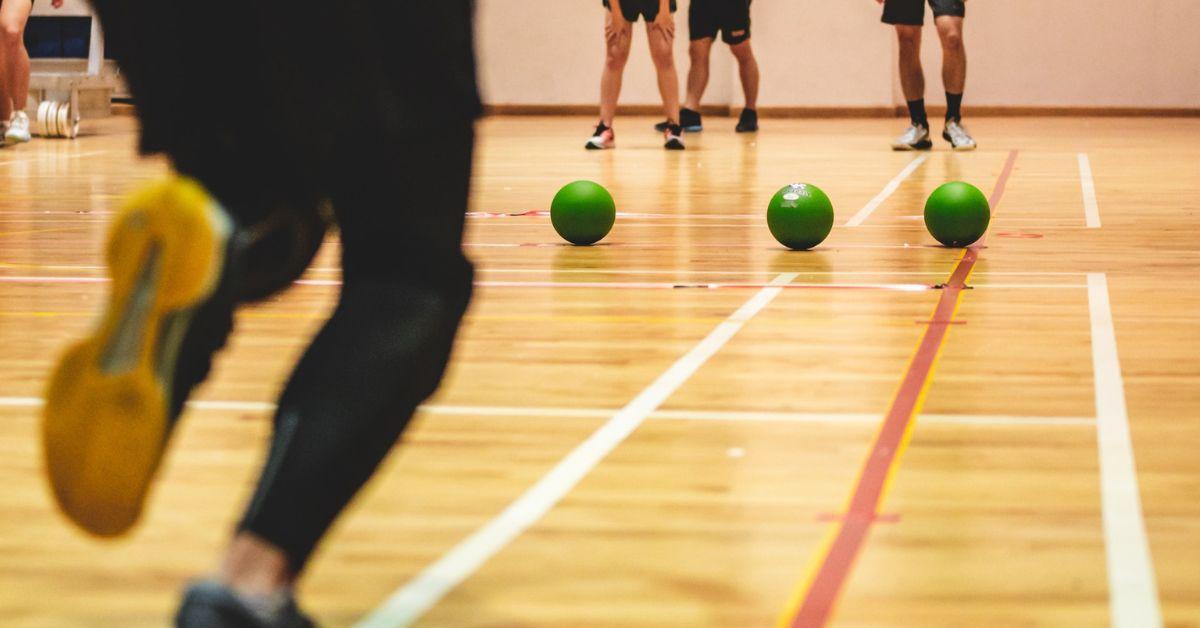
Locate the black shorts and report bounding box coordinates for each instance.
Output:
[689,0,751,45]
[881,0,965,26]
[602,0,677,23]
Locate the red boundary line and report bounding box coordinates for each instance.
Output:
[787,150,1020,628]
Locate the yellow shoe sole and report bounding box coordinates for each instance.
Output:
[42,177,231,537]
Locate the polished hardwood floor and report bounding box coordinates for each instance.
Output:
[0,115,1197,627]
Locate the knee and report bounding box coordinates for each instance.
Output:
[606,44,631,70]
[0,21,21,49]
[895,27,921,49]
[730,41,754,63]
[940,29,964,51]
[649,47,675,71]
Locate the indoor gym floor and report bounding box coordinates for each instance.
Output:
[0,115,1197,627]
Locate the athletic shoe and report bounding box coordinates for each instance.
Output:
[42,177,239,537]
[663,123,685,150]
[655,108,702,133]
[5,111,31,144]
[0,122,9,147]
[891,123,932,151]
[176,581,315,628]
[585,122,615,150]
[735,108,758,133]
[942,120,977,151]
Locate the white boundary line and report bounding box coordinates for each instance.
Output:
[1087,273,1161,628]
[354,273,796,627]
[845,154,929,227]
[0,148,106,165]
[472,269,1091,277]
[1079,153,1102,228]
[0,396,1095,427]
[0,276,1086,291]
[0,265,1089,277]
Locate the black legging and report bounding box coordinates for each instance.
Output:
[236,132,476,572]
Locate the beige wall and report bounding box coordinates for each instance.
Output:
[476,0,1200,110]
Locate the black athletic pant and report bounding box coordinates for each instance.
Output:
[174,131,476,573]
[91,0,480,573]
[235,131,476,572]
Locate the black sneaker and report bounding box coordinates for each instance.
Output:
[42,177,241,537]
[736,108,758,133]
[176,581,316,628]
[664,124,686,150]
[656,108,702,133]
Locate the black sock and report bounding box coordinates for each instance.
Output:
[946,93,963,122]
[906,99,928,128]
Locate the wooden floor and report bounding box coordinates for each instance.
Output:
[1,115,1198,627]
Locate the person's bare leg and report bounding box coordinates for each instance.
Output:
[890,24,931,148]
[684,38,712,111]
[933,14,973,147]
[0,0,33,121]
[895,25,924,102]
[218,534,294,598]
[935,16,965,95]
[646,23,680,124]
[730,40,759,110]
[599,12,633,127]
[9,29,28,114]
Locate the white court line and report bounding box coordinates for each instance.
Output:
[0,276,1085,293]
[1079,154,1102,228]
[355,272,796,627]
[845,154,929,227]
[1087,273,1161,628]
[0,396,1094,427]
[0,150,108,168]
[0,264,1088,277]
[473,269,1090,277]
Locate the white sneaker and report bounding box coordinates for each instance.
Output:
[942,120,977,151]
[585,122,615,150]
[891,123,932,151]
[5,111,31,144]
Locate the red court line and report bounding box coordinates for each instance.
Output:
[470,281,929,292]
[786,150,1019,628]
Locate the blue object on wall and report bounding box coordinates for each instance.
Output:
[24,16,92,59]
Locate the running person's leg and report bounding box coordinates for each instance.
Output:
[880,0,932,150]
[0,0,33,143]
[184,1,481,622]
[223,128,476,600]
[43,1,480,624]
[931,0,976,149]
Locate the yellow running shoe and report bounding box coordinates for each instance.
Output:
[42,177,235,537]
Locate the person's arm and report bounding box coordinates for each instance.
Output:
[606,0,633,42]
